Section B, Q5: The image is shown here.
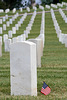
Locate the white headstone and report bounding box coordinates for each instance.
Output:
[15,24,19,30]
[12,37,18,43]
[3,24,6,30]
[9,19,13,24]
[19,8,23,12]
[21,34,26,41]
[26,7,30,12]
[8,31,12,38]
[5,9,10,13]
[0,36,2,45]
[10,41,37,96]
[12,27,16,34]
[0,42,2,57]
[3,17,6,22]
[4,39,11,52]
[0,27,2,34]
[28,38,43,67]
[37,34,45,48]
[0,19,2,24]
[18,21,21,27]
[13,8,16,13]
[6,21,10,27]
[3,34,8,42]
[0,9,4,13]
[17,36,23,42]
[5,14,8,19]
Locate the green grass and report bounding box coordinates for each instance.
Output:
[0,8,67,99]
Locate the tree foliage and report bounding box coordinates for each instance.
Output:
[3,0,22,10]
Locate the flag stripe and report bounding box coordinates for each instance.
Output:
[41,86,51,95]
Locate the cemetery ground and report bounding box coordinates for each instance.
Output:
[0,8,67,99]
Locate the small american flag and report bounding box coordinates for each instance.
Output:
[41,82,51,95]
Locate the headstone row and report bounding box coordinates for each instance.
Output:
[3,13,27,52]
[62,2,67,6]
[57,3,63,7]
[59,8,67,23]
[24,11,37,38]
[51,4,57,8]
[51,8,67,47]
[10,10,45,96]
[0,13,19,35]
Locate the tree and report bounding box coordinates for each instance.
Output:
[3,0,22,10]
[0,0,6,10]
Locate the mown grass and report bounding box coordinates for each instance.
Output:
[0,8,67,99]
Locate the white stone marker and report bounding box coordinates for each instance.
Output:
[10,41,37,96]
[26,7,30,12]
[0,42,2,57]
[18,21,21,27]
[13,8,16,13]
[19,8,23,12]
[12,37,18,43]
[15,24,19,30]
[5,14,8,19]
[0,36,2,45]
[17,36,23,42]
[0,19,2,24]
[21,34,26,41]
[3,24,6,30]
[28,38,43,67]
[4,39,11,52]
[3,34,8,42]
[0,27,2,34]
[0,9,4,13]
[3,17,6,22]
[9,19,13,24]
[5,9,10,13]
[8,31,12,38]
[12,27,16,34]
[37,34,45,48]
[6,21,10,27]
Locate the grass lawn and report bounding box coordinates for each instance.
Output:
[0,8,67,100]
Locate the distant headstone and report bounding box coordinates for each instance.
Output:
[12,37,18,43]
[9,19,13,24]
[8,31,12,38]
[17,35,23,42]
[0,9,4,13]
[0,36,2,45]
[26,7,30,12]
[13,8,16,13]
[10,41,37,96]
[4,39,11,52]
[5,9,10,13]
[19,8,23,12]
[0,27,2,34]
[6,21,10,27]
[5,14,8,19]
[3,17,6,22]
[28,38,43,67]
[15,24,19,30]
[3,24,6,30]
[3,34,8,42]
[12,27,16,34]
[0,19,2,24]
[0,42,2,57]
